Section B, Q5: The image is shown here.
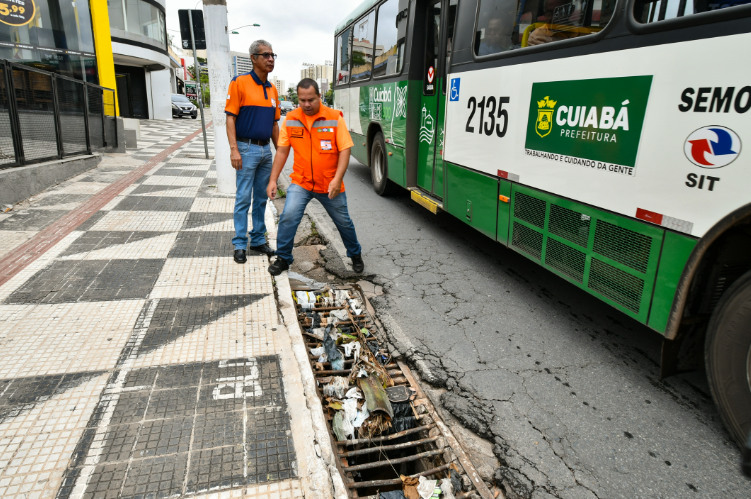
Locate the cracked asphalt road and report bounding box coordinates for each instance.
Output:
[308,157,751,499]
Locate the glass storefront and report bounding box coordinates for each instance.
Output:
[108,0,166,51]
[0,0,99,83]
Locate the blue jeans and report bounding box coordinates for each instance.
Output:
[276,183,361,264]
[233,142,272,249]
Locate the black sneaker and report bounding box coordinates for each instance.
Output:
[234,249,247,264]
[351,255,364,273]
[249,243,275,256]
[268,257,290,276]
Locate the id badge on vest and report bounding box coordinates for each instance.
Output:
[320,140,332,151]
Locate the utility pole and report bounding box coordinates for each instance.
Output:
[188,9,210,159]
[202,0,234,194]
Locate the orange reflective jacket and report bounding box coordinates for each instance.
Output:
[281,105,353,194]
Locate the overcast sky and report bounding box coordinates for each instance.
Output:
[165,0,362,92]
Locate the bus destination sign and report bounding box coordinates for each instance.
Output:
[524,76,653,177]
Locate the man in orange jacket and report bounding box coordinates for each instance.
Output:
[266,79,363,276]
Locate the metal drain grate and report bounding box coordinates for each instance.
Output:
[291,284,495,499]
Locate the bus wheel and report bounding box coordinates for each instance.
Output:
[371,133,395,196]
[705,268,751,446]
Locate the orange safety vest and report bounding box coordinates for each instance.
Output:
[284,105,346,194]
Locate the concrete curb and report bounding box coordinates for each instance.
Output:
[264,204,348,499]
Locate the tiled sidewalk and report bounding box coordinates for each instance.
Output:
[0,119,311,499]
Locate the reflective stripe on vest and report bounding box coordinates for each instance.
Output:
[285,120,305,127]
[311,120,338,128]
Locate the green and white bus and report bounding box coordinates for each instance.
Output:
[333,0,751,444]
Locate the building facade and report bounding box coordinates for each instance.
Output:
[108,0,172,120]
[300,63,333,83]
[270,76,286,97]
[231,51,252,76]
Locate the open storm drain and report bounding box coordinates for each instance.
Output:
[291,283,496,499]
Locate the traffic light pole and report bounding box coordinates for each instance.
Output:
[188,9,210,159]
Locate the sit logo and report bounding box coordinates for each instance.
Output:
[535,96,557,138]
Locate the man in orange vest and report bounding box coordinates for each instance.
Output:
[266,79,363,276]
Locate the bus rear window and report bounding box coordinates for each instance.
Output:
[474,0,616,56]
[633,0,750,23]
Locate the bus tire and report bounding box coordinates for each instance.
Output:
[370,132,396,196]
[705,268,751,446]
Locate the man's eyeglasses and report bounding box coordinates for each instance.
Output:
[253,53,277,59]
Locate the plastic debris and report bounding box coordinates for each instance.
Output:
[348,299,362,315]
[359,373,394,418]
[357,367,368,378]
[323,327,344,370]
[360,327,371,336]
[386,385,411,403]
[332,411,347,441]
[417,477,438,499]
[329,309,349,321]
[450,470,463,494]
[323,376,348,399]
[352,405,369,427]
[2,204,12,213]
[342,341,361,360]
[309,328,325,340]
[381,491,408,499]
[440,478,455,499]
[345,387,362,399]
[296,291,317,310]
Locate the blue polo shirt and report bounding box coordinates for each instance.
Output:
[225,70,281,140]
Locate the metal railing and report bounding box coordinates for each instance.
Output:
[0,60,118,170]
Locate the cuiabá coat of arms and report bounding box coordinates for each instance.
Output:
[535,96,557,138]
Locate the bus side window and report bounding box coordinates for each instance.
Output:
[336,27,353,85]
[373,0,410,78]
[633,0,750,23]
[351,10,377,82]
[474,0,616,56]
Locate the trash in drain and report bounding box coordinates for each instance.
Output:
[291,283,498,499]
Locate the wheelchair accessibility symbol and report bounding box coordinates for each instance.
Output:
[450,78,460,102]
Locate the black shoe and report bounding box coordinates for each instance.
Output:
[249,243,275,256]
[351,255,364,273]
[268,257,290,276]
[234,249,247,264]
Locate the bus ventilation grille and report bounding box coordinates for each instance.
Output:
[514,192,546,228]
[588,258,644,313]
[512,222,543,260]
[549,204,590,248]
[545,238,586,283]
[593,220,652,274]
[510,190,658,318]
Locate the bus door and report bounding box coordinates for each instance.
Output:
[417,0,456,199]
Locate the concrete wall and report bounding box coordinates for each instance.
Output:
[0,155,101,206]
